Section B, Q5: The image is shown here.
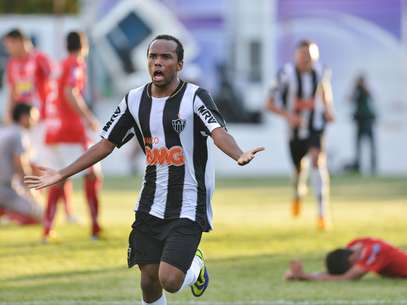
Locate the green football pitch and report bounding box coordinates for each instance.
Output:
[1,175,406,305]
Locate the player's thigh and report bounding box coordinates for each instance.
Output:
[47,144,96,176]
[127,214,163,268]
[43,144,69,170]
[27,121,47,164]
[289,139,308,172]
[161,219,202,274]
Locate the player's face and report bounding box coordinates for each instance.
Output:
[295,46,312,69]
[295,45,318,71]
[3,37,23,57]
[20,108,39,129]
[147,39,183,87]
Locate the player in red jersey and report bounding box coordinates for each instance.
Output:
[43,31,101,242]
[3,28,51,122]
[285,237,407,280]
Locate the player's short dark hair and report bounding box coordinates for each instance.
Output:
[325,248,353,275]
[3,28,26,41]
[12,103,33,122]
[66,31,84,52]
[296,39,315,49]
[147,34,184,62]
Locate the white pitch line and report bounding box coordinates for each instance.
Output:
[2,299,407,305]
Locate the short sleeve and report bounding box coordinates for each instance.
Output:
[193,88,226,134]
[100,93,136,148]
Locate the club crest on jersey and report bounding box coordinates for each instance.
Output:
[172,118,186,134]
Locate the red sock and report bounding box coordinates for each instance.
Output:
[84,176,102,236]
[62,180,74,217]
[44,185,63,236]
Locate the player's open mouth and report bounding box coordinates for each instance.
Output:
[153,70,164,81]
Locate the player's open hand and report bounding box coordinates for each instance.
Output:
[237,147,265,166]
[24,166,64,190]
[285,260,305,280]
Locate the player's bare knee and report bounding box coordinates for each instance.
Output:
[140,274,160,293]
[140,265,160,293]
[159,273,183,293]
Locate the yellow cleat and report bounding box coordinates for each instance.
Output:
[191,249,209,297]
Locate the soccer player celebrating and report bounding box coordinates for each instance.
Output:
[25,34,264,304]
[285,237,407,280]
[265,40,334,230]
[43,31,101,241]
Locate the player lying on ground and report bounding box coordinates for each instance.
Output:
[25,34,264,305]
[285,237,407,281]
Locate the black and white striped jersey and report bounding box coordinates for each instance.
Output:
[270,62,331,140]
[101,81,226,231]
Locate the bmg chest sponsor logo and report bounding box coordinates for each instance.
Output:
[146,146,185,166]
[197,105,217,124]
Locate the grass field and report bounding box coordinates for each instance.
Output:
[1,175,407,305]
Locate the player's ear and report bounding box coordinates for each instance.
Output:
[177,60,183,72]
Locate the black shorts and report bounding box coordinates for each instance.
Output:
[127,211,203,273]
[289,131,324,171]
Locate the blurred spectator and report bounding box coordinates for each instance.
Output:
[265,40,334,230]
[350,75,377,175]
[0,103,42,225]
[43,31,102,242]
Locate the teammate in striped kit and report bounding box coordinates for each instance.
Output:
[266,40,334,230]
[25,35,264,304]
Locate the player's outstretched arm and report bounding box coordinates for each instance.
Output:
[284,260,367,281]
[64,86,100,132]
[211,127,264,166]
[25,139,115,190]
